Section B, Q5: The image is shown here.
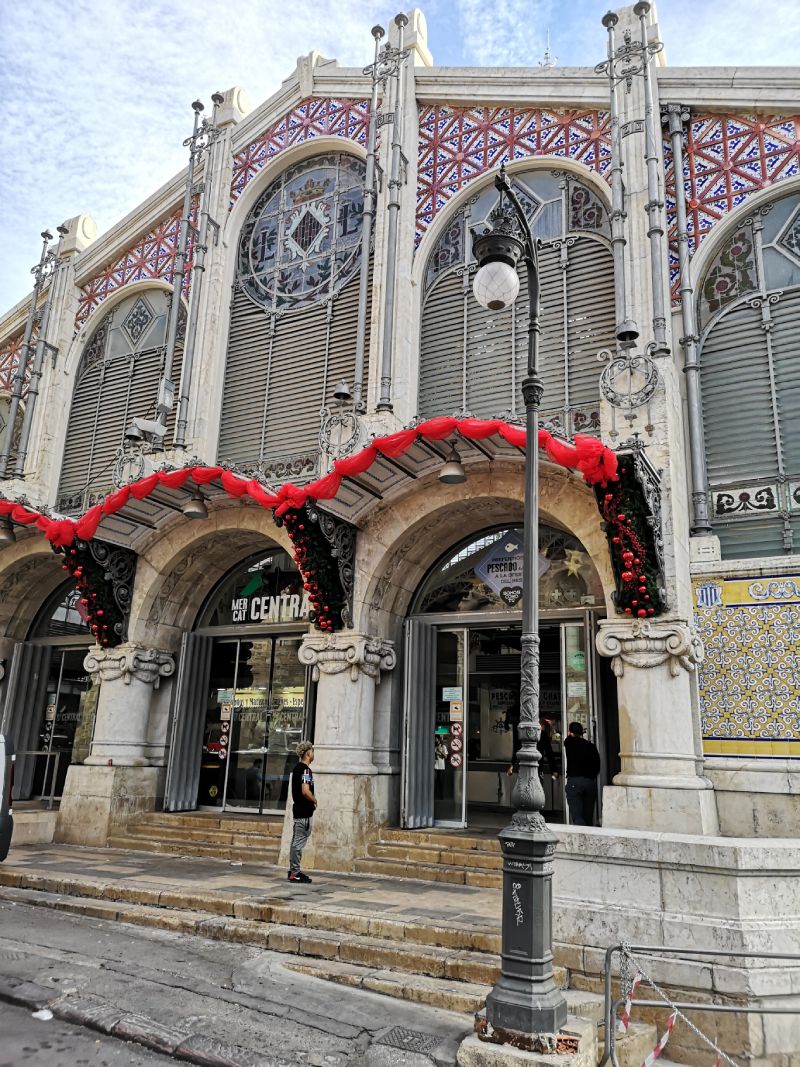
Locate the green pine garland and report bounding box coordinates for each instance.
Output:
[274,504,346,632]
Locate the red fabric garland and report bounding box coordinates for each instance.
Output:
[0,419,618,547]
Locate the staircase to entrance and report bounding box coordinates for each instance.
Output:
[107,810,282,863]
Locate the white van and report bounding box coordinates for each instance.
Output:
[0,734,14,861]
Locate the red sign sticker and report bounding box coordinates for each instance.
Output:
[451,721,463,736]
[450,752,462,768]
[450,736,463,752]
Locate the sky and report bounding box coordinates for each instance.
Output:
[1,0,798,314]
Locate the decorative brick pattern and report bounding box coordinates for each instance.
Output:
[0,332,25,395]
[230,97,371,204]
[416,105,612,244]
[664,113,800,305]
[75,197,199,333]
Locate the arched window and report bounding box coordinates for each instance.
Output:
[411,523,604,614]
[58,289,185,514]
[219,152,370,474]
[698,190,800,557]
[418,170,613,435]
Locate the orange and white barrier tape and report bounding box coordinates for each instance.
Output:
[619,973,642,1033]
[639,1010,678,1067]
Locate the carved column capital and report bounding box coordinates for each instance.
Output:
[595,619,704,677]
[299,632,396,683]
[84,643,175,689]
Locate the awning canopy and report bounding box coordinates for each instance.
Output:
[0,417,618,551]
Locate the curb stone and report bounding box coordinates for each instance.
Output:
[0,979,273,1067]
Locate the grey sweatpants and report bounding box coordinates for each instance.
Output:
[289,817,312,873]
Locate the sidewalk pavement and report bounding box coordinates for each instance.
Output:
[0,843,501,938]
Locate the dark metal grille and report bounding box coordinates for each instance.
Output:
[375,1027,439,1054]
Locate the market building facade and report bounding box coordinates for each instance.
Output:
[1,5,800,1058]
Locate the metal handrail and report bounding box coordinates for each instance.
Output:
[601,942,800,1067]
[14,750,61,810]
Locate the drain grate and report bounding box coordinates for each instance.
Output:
[375,1026,439,1054]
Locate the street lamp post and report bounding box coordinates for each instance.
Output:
[472,165,567,1037]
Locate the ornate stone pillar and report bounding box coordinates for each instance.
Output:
[597,619,719,835]
[278,632,396,871]
[83,643,175,767]
[56,643,174,847]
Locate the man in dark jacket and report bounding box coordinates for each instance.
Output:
[564,722,601,826]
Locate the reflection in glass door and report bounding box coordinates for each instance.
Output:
[433,629,466,825]
[34,650,96,801]
[560,620,595,824]
[200,636,307,814]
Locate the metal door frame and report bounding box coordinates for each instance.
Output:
[406,608,605,829]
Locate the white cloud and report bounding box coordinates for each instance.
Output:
[454,0,556,66]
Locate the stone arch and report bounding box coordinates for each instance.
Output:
[0,535,67,643]
[128,505,294,650]
[353,461,614,642]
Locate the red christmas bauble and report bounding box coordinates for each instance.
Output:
[604,493,613,502]
[617,514,626,522]
[647,608,655,615]
[612,536,620,544]
[621,570,633,582]
[623,550,634,560]
[97,609,103,617]
[644,595,650,601]
[639,585,647,593]
[81,598,88,605]
[631,600,638,606]
[638,574,646,582]
[633,558,641,565]
[637,608,647,618]
[624,607,632,615]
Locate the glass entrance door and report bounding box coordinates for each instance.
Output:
[200,636,308,814]
[433,628,467,825]
[34,649,96,802]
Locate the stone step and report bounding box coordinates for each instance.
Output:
[367,841,503,871]
[0,883,541,990]
[118,822,282,848]
[600,1020,661,1067]
[353,856,502,889]
[106,834,279,864]
[381,828,501,854]
[136,811,283,836]
[0,865,501,955]
[282,955,492,1015]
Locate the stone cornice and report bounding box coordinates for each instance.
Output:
[84,643,175,688]
[413,67,607,107]
[596,619,704,678]
[657,69,800,111]
[299,632,396,682]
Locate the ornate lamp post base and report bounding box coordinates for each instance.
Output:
[486,815,567,1036]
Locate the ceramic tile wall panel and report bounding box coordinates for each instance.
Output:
[694,574,800,756]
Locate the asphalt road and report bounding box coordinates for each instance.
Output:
[0,897,469,1066]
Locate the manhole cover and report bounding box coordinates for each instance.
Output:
[376,1026,439,1054]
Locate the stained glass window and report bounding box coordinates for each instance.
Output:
[423,171,610,293]
[238,153,366,312]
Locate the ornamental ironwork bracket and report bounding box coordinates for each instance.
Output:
[85,539,137,641]
[305,502,357,630]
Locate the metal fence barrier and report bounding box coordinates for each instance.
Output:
[15,750,62,810]
[601,941,800,1067]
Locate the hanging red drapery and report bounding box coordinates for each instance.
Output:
[0,418,618,547]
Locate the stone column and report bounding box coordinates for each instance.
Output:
[597,619,719,835]
[82,643,174,766]
[56,643,174,846]
[278,632,396,871]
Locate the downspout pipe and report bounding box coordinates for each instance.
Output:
[353,25,385,415]
[162,101,203,419]
[376,13,408,412]
[665,104,712,535]
[0,231,53,478]
[600,14,632,344]
[175,93,223,449]
[14,227,68,477]
[635,1,669,355]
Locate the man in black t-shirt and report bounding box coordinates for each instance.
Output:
[288,741,316,884]
[564,722,601,826]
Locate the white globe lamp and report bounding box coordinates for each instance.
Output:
[473,260,520,311]
[472,212,525,312]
